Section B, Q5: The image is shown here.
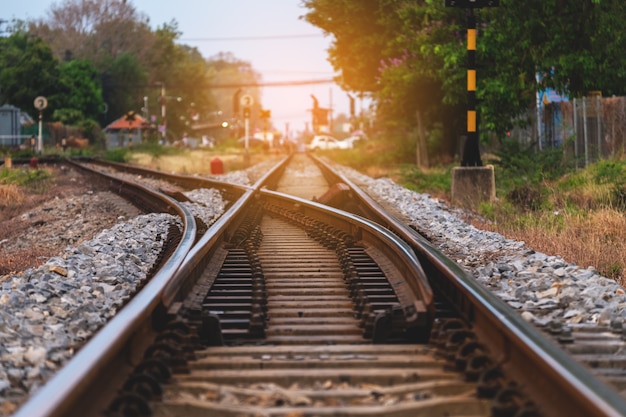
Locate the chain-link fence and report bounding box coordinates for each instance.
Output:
[512,94,626,168]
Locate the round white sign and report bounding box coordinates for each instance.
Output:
[34,96,48,110]
[240,94,254,107]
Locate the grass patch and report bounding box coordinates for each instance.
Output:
[0,167,52,187]
[399,165,451,199]
[328,139,408,179]
[103,148,131,163]
[475,208,626,284]
[0,167,52,203]
[0,184,25,207]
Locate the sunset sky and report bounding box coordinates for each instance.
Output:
[4,0,352,135]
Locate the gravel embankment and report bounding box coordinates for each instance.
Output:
[341,168,626,328]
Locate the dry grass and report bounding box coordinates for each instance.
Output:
[0,247,54,276]
[473,208,626,286]
[130,150,279,176]
[0,184,25,207]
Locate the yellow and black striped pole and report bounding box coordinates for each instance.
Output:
[445,0,498,165]
[462,7,482,166]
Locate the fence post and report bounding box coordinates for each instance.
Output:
[583,97,589,167]
[573,98,579,168]
[596,95,602,159]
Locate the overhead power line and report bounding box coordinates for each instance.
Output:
[210,78,335,88]
[107,78,336,90]
[181,33,323,42]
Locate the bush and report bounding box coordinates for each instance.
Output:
[593,160,626,185]
[0,167,52,186]
[507,184,544,211]
[103,148,131,163]
[489,139,567,189]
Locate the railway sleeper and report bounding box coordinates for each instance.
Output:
[175,241,269,345]
[198,227,269,336]
[262,203,424,343]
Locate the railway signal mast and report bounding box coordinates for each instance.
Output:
[446,0,498,207]
[445,0,498,166]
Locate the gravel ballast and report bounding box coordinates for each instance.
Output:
[1,157,624,415]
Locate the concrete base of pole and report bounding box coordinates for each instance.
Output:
[451,165,496,209]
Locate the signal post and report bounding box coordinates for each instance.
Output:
[446,0,498,208]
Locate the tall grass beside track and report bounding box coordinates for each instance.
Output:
[0,168,52,207]
[330,138,626,285]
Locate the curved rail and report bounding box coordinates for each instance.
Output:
[311,154,626,417]
[12,161,199,417]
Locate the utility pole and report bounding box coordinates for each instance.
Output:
[156,82,166,142]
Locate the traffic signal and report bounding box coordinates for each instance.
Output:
[243,107,251,118]
[260,109,271,119]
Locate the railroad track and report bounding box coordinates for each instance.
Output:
[10,153,626,417]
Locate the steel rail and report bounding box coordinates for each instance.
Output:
[12,162,198,417]
[160,154,433,338]
[160,154,292,307]
[312,155,626,417]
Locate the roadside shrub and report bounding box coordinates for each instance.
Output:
[507,184,544,211]
[104,148,130,163]
[490,139,567,190]
[592,160,625,185]
[0,168,52,195]
[0,167,52,186]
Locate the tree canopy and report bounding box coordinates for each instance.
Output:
[0,0,262,143]
[302,0,626,159]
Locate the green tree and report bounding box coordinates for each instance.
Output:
[302,0,462,158]
[100,52,148,126]
[302,0,395,93]
[303,0,626,160]
[31,0,155,67]
[143,22,217,141]
[0,32,60,120]
[52,59,104,124]
[20,0,272,143]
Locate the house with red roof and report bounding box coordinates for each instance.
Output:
[104,112,147,149]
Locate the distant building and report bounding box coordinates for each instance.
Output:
[104,114,147,149]
[0,104,23,147]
